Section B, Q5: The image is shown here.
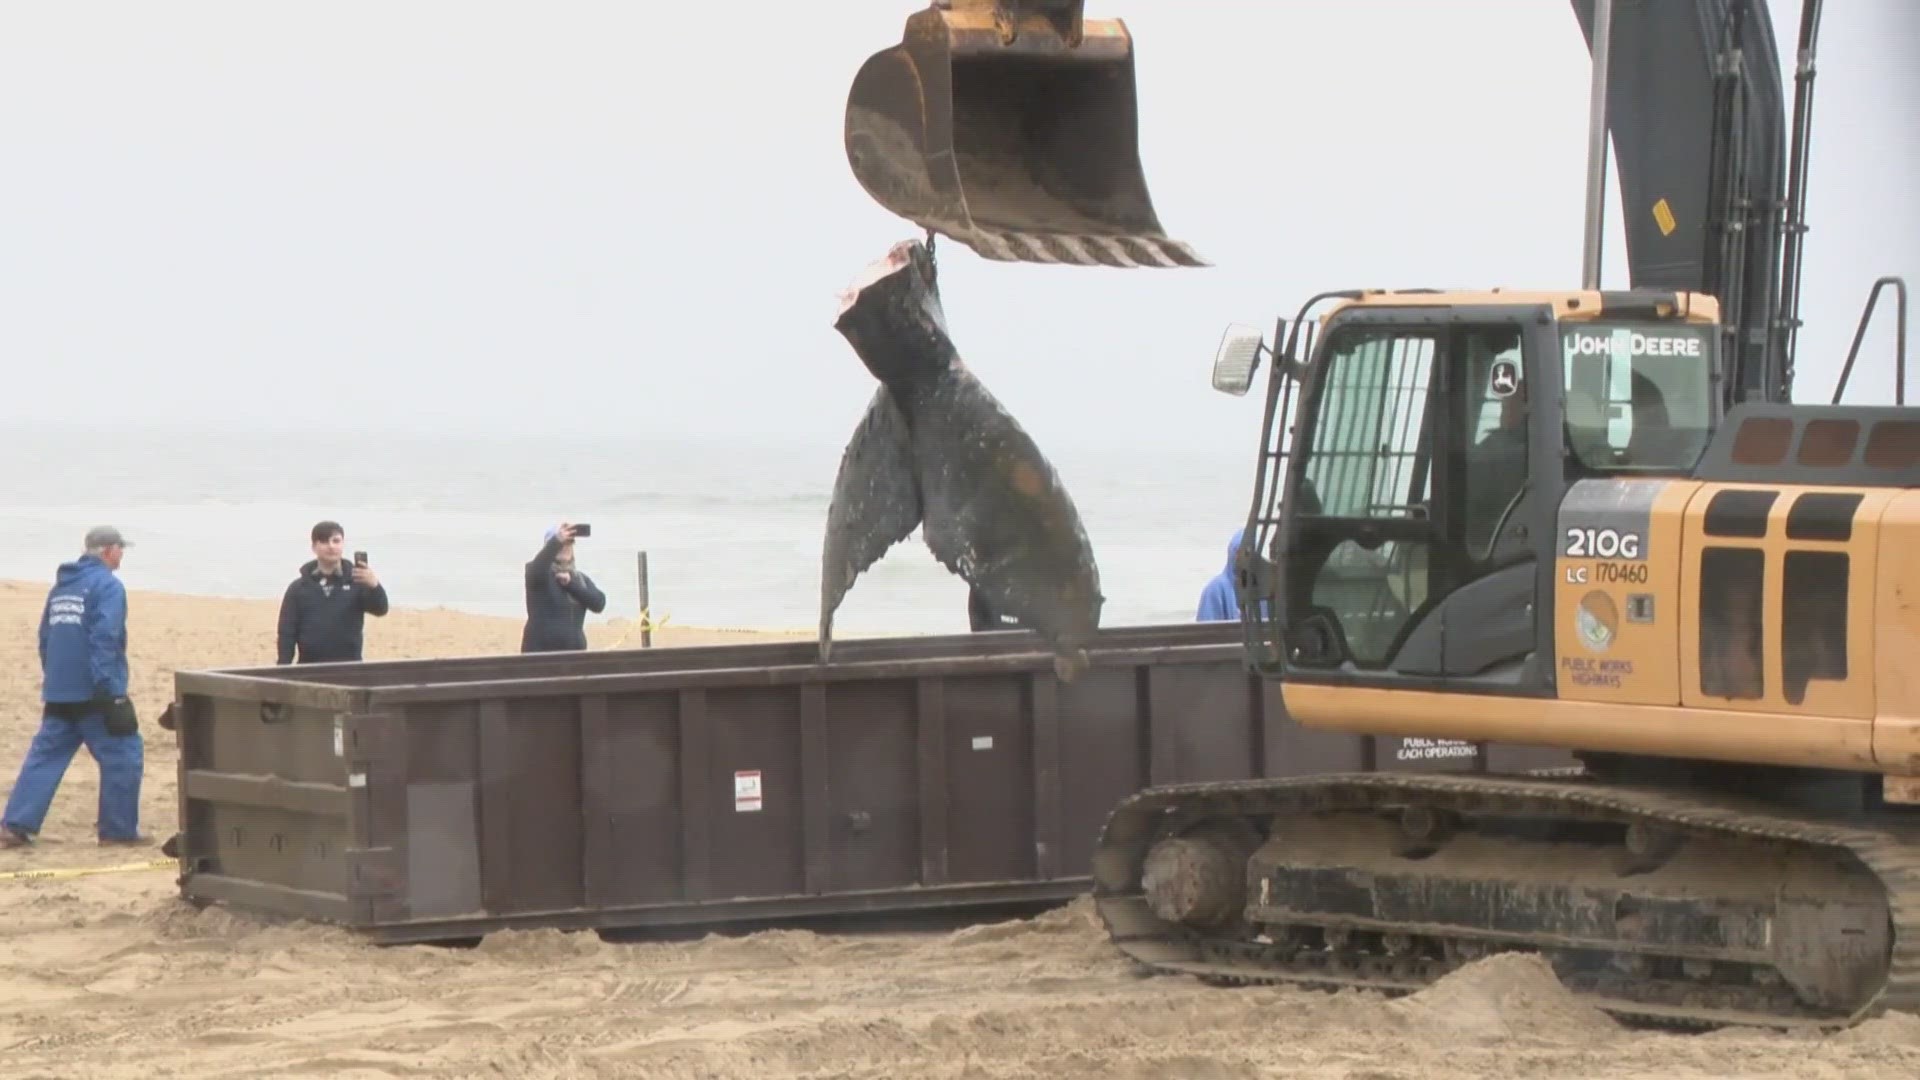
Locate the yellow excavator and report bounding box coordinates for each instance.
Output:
[847,0,1915,1031]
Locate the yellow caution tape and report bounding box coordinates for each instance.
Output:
[602,607,675,649]
[597,608,827,649]
[0,857,175,882]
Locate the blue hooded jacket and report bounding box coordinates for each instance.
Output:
[38,554,129,703]
[1197,528,1248,621]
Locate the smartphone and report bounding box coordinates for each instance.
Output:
[354,551,369,567]
[571,523,592,538]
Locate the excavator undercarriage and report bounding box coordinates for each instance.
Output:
[1093,770,1920,1030]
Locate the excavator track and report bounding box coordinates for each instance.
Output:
[1091,772,1920,1032]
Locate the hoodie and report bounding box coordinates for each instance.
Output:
[276,559,390,664]
[521,536,607,652]
[39,554,130,703]
[1196,527,1257,622]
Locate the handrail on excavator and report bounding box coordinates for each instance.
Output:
[1828,275,1910,406]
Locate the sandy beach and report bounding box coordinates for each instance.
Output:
[1,581,1917,1078]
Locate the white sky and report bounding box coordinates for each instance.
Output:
[1,1,1912,457]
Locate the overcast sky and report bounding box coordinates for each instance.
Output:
[1,1,1912,458]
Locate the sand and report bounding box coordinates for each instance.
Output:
[2,581,1918,1078]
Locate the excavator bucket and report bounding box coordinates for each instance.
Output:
[844,1,1205,269]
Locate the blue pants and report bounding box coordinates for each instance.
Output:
[2,711,144,841]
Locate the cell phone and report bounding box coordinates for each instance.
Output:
[354,551,369,566]
[571,524,591,538]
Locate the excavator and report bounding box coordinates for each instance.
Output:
[845,0,1914,1031]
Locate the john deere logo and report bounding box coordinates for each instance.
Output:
[1577,590,1618,652]
[1489,359,1521,399]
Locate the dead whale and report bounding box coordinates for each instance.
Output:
[819,238,1103,681]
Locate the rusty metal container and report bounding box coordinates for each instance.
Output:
[165,623,1572,943]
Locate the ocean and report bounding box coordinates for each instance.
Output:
[0,427,1262,641]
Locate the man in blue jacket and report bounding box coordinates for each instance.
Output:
[1,526,146,849]
[1197,526,1263,622]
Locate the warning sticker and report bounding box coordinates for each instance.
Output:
[1652,197,1678,237]
[1395,738,1479,763]
[734,770,763,813]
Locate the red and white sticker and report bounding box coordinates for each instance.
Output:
[734,770,763,813]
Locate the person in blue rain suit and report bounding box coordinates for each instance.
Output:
[1197,527,1257,621]
[1,526,147,849]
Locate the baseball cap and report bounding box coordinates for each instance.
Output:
[85,525,132,549]
[544,525,560,543]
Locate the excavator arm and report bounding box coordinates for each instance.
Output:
[1569,0,1795,408]
[842,1,1825,411]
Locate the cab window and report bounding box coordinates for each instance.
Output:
[1462,328,1528,562]
[1302,329,1437,519]
[1561,322,1715,471]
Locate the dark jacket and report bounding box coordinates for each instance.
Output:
[276,559,390,664]
[521,538,607,652]
[39,554,129,703]
[967,585,1018,632]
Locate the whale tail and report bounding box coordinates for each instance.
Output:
[819,385,924,665]
[822,238,1105,677]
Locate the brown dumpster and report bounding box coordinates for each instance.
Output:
[165,623,1574,943]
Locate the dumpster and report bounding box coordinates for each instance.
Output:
[164,622,1574,943]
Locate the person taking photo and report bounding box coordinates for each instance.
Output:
[276,520,390,664]
[522,521,607,653]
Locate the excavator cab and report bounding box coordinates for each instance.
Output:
[844,1,1205,269]
[1220,289,1724,688]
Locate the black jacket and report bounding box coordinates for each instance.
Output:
[968,585,1019,632]
[522,538,607,652]
[276,559,391,664]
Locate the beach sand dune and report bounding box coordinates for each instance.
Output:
[1,581,1915,1078]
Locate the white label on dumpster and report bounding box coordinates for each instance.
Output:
[348,771,367,788]
[333,719,345,757]
[971,736,993,751]
[1395,738,1479,762]
[734,770,763,812]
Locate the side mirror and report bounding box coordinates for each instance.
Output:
[1211,323,1267,396]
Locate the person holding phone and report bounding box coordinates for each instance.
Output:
[275,519,390,664]
[521,520,606,653]
[967,584,1018,632]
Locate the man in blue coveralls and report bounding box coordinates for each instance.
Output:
[0,526,147,849]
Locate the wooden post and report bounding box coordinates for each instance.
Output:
[637,550,653,648]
